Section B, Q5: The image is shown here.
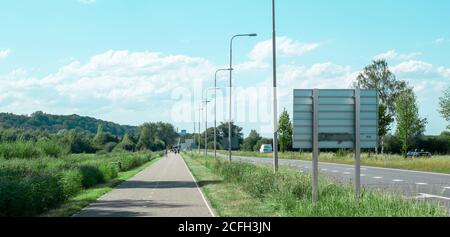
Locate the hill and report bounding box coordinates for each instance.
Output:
[0,111,138,137]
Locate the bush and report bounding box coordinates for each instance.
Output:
[79,165,106,188]
[60,170,83,198]
[0,174,65,217]
[0,152,157,216]
[37,140,66,158]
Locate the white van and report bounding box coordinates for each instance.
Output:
[259,144,273,153]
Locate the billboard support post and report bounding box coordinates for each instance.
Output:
[355,88,361,201]
[312,89,319,205]
[293,89,378,204]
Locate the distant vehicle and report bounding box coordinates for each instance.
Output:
[259,144,273,153]
[407,149,432,159]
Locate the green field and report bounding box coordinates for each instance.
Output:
[216,150,450,174]
[183,152,447,217]
[0,151,161,217]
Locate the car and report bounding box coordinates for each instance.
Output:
[259,144,273,153]
[407,149,432,159]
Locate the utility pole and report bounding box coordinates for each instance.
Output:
[272,0,279,172]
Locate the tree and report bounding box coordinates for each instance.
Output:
[242,130,262,151]
[114,133,136,152]
[93,123,117,148]
[155,122,179,148]
[395,89,427,157]
[354,59,408,154]
[217,122,244,150]
[278,109,293,152]
[439,86,450,129]
[136,123,156,151]
[378,104,394,154]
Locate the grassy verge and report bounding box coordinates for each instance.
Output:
[218,150,450,174]
[184,152,447,217]
[41,157,161,217]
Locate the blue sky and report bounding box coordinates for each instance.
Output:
[0,0,449,136]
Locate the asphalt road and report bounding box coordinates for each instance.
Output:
[75,153,214,217]
[218,153,450,210]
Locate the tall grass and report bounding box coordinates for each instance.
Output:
[186,153,447,217]
[0,140,67,159]
[0,152,157,217]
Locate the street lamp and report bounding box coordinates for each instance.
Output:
[229,33,258,162]
[197,105,203,154]
[214,68,232,160]
[203,88,216,158]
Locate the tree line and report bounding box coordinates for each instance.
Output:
[0,120,179,154]
[0,111,138,137]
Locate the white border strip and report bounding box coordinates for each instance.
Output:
[180,154,216,218]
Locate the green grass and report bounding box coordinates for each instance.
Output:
[41,157,161,217]
[184,152,447,217]
[218,150,450,174]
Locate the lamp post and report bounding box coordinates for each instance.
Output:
[214,69,232,160]
[197,105,203,154]
[272,0,279,172]
[203,88,216,158]
[229,33,257,162]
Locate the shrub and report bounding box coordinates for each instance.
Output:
[0,152,157,216]
[37,140,66,158]
[0,174,65,217]
[60,170,83,198]
[79,165,105,188]
[98,163,118,181]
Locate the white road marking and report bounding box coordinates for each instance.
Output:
[361,174,366,177]
[417,193,450,201]
[415,183,428,185]
[331,170,339,173]
[321,169,328,171]
[181,156,216,217]
[392,179,404,182]
[373,176,383,179]
[343,172,351,175]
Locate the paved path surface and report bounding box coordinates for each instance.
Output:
[218,153,450,210]
[75,153,214,217]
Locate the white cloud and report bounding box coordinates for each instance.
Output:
[249,36,319,62]
[40,50,213,101]
[0,49,11,59]
[0,50,215,124]
[373,50,422,61]
[277,63,356,91]
[437,66,450,78]
[390,60,433,74]
[434,38,446,44]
